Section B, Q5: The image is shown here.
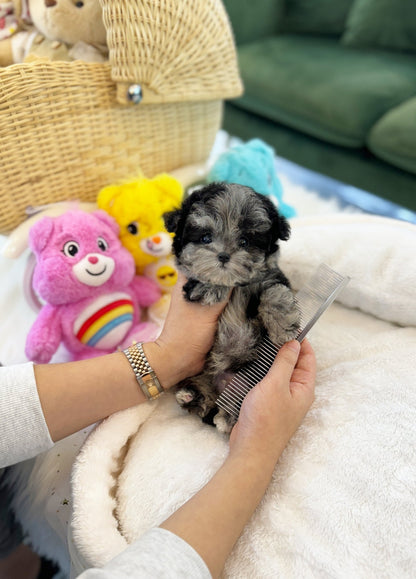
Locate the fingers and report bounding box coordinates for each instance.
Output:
[262,340,300,390]
[289,339,316,405]
[262,340,316,398]
[295,339,316,373]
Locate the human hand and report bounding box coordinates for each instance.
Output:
[143,274,229,388]
[229,339,316,464]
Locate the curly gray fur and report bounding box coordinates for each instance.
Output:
[164,182,300,432]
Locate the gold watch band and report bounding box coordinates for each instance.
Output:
[123,342,164,400]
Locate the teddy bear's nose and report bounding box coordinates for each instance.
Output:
[88,256,99,264]
[45,0,57,7]
[152,235,162,244]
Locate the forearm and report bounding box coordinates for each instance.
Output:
[34,344,181,442]
[34,351,141,441]
[160,451,277,578]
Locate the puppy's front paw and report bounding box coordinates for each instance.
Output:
[175,387,196,406]
[175,384,212,418]
[259,284,301,345]
[183,279,228,305]
[183,278,204,302]
[269,315,300,346]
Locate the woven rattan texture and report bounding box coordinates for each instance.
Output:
[0,61,222,234]
[103,0,242,104]
[0,0,241,234]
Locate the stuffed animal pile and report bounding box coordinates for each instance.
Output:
[10,140,295,364]
[25,210,161,364]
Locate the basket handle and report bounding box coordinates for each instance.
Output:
[100,0,243,106]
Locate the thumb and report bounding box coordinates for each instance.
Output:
[263,340,300,389]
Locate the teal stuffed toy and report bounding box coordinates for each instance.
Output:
[207,138,296,218]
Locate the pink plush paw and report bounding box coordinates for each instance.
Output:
[122,322,160,347]
[25,343,54,364]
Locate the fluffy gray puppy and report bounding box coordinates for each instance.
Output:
[164,182,300,432]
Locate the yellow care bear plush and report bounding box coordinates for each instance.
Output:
[0,0,107,66]
[97,174,183,328]
[97,174,184,275]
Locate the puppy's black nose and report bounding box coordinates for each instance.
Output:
[217,252,230,264]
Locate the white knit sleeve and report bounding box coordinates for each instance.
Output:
[0,363,54,467]
[79,528,212,578]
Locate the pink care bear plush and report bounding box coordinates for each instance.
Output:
[25,210,161,363]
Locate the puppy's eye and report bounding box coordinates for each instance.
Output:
[238,236,249,248]
[200,233,212,244]
[62,241,80,257]
[97,237,108,251]
[127,222,139,235]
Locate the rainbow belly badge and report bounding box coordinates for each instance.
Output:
[74,293,135,350]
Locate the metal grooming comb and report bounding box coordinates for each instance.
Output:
[216,263,350,420]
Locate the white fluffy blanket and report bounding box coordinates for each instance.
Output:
[68,213,416,577]
[6,213,416,578]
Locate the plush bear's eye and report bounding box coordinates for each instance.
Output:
[97,237,108,251]
[238,236,249,248]
[74,1,84,7]
[200,233,212,244]
[63,241,80,257]
[127,222,139,235]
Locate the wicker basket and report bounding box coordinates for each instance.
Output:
[0,0,242,234]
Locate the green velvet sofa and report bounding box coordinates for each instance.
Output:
[222,0,416,212]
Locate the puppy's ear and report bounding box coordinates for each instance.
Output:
[268,213,290,254]
[163,208,182,233]
[259,194,291,251]
[277,214,291,241]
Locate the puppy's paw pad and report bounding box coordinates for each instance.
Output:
[175,388,195,406]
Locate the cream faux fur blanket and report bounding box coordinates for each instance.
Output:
[68,214,416,578]
[9,214,416,578]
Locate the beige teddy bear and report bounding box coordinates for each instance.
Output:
[0,0,107,66]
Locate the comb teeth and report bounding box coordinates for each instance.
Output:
[216,263,350,420]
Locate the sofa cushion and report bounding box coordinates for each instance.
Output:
[235,35,416,147]
[222,0,285,46]
[342,0,416,53]
[367,98,416,175]
[280,0,354,36]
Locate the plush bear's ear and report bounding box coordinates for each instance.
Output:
[152,174,184,212]
[163,208,182,233]
[96,184,120,213]
[92,210,120,236]
[28,217,55,256]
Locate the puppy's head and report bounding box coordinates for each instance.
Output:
[164,182,290,287]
